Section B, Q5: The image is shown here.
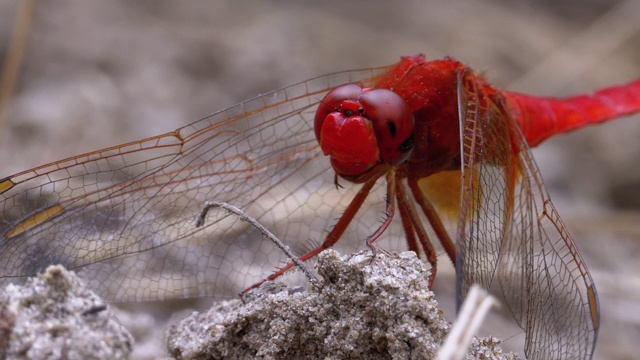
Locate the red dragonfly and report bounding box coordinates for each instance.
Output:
[0,54,637,358]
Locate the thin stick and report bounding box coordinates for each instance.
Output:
[196,201,319,285]
[0,0,37,131]
[437,285,496,360]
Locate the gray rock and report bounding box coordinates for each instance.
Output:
[0,265,133,360]
[167,250,519,360]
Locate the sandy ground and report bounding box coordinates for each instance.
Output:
[0,0,639,358]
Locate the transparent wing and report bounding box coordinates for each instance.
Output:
[0,66,404,302]
[455,67,600,360]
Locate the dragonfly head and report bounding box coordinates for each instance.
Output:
[314,84,415,182]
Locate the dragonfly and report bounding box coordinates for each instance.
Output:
[0,54,638,359]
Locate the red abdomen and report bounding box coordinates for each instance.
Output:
[504,79,640,147]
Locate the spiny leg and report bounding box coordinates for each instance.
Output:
[408,178,457,264]
[365,168,398,253]
[396,184,419,255]
[396,179,438,288]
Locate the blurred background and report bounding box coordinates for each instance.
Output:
[0,0,639,358]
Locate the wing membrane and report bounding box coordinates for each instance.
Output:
[456,67,599,359]
[0,67,395,301]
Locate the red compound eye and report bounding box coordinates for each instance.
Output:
[360,88,415,166]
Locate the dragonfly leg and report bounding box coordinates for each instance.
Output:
[240,168,386,296]
[365,169,398,254]
[397,187,419,255]
[396,180,438,288]
[408,178,457,264]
